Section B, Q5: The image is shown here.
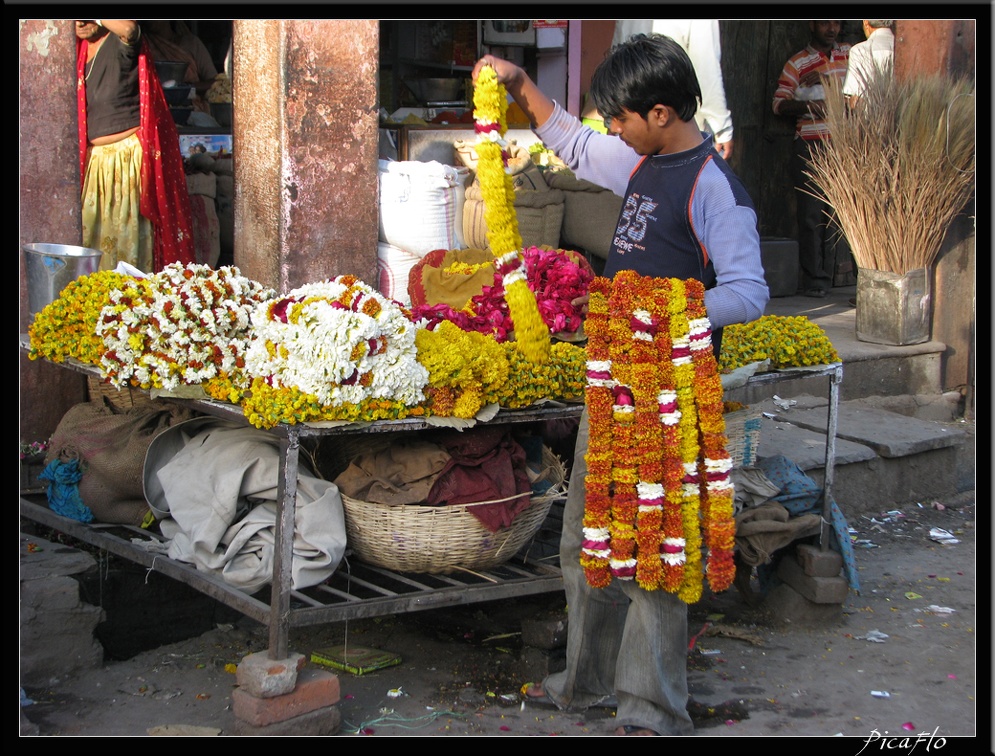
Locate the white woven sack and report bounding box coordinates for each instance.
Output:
[376,242,421,306]
[378,159,469,255]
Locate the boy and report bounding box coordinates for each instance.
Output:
[473,33,767,736]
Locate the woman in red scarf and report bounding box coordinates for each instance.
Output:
[76,19,194,273]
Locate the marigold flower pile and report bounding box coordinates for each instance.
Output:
[719,315,839,371]
[97,263,274,393]
[240,276,429,427]
[28,270,138,366]
[28,264,587,430]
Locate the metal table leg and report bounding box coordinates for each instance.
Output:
[269,428,301,659]
[820,364,844,550]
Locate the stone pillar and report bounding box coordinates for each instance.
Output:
[893,20,977,399]
[232,20,380,292]
[894,20,976,81]
[19,20,89,445]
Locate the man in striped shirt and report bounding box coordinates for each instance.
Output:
[772,21,852,298]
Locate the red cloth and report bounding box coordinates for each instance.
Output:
[426,427,532,533]
[77,36,195,272]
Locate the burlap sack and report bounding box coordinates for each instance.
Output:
[44,399,197,525]
[453,140,547,192]
[463,183,565,251]
[544,170,623,260]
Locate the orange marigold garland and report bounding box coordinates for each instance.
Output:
[686,280,736,594]
[579,277,613,588]
[581,270,737,601]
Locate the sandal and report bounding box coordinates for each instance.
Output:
[615,725,660,736]
[522,681,618,710]
[520,682,557,708]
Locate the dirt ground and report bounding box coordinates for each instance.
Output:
[21,490,978,740]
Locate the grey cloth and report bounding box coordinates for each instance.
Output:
[730,466,782,514]
[541,410,694,735]
[144,417,347,594]
[734,501,822,567]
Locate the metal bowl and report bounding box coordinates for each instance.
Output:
[24,243,102,315]
[155,60,188,87]
[162,85,193,106]
[170,107,192,126]
[403,77,466,104]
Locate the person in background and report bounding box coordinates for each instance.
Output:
[772,20,852,298]
[141,20,219,113]
[473,32,768,737]
[613,20,734,159]
[842,20,895,107]
[76,19,194,273]
[141,20,219,93]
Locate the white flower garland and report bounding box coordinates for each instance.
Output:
[97,263,274,391]
[244,277,428,408]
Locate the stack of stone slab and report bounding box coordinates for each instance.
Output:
[232,651,342,736]
[20,532,104,688]
[764,543,849,624]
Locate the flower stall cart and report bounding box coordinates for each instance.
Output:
[19,333,583,660]
[18,256,588,661]
[21,329,844,661]
[21,70,847,661]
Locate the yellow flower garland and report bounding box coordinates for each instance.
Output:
[415,320,510,418]
[582,271,737,602]
[473,66,549,364]
[27,270,137,367]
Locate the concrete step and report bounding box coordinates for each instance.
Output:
[751,394,974,519]
[20,532,105,686]
[727,345,947,405]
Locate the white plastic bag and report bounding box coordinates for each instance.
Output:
[378,159,469,255]
[376,241,421,306]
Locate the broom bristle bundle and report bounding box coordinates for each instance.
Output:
[805,71,975,275]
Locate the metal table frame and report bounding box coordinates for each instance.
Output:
[21,338,842,659]
[737,362,844,547]
[20,337,578,660]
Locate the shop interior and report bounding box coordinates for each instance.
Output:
[155,20,562,269]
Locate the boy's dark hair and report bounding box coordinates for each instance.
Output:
[590,33,701,122]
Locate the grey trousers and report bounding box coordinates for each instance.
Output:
[793,138,850,291]
[541,409,694,735]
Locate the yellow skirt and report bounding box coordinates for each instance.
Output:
[81,133,153,273]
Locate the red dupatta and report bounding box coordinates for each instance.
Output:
[77,33,195,272]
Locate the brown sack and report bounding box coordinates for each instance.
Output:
[45,399,197,525]
[463,183,565,251]
[544,170,623,260]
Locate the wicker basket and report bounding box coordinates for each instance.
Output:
[724,405,763,468]
[87,375,161,412]
[341,446,567,573]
